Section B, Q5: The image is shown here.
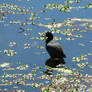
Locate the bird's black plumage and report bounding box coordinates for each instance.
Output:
[45,32,66,59]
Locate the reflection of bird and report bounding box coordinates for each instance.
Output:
[45,32,66,59]
[44,58,65,75]
[45,58,65,68]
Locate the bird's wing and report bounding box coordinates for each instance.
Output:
[46,41,66,58]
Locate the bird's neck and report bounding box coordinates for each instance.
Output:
[46,37,53,44]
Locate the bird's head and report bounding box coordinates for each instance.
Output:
[45,32,53,39]
[45,32,53,43]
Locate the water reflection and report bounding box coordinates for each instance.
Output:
[44,58,66,75]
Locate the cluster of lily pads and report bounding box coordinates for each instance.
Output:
[0,3,28,15]
[0,60,92,92]
[4,49,16,56]
[43,0,81,12]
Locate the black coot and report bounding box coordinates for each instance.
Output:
[45,32,66,59]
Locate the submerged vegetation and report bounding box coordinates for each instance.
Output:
[0,60,92,92]
[0,0,92,91]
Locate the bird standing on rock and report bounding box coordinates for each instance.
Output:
[45,32,66,59]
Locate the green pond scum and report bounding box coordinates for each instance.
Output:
[0,0,92,92]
